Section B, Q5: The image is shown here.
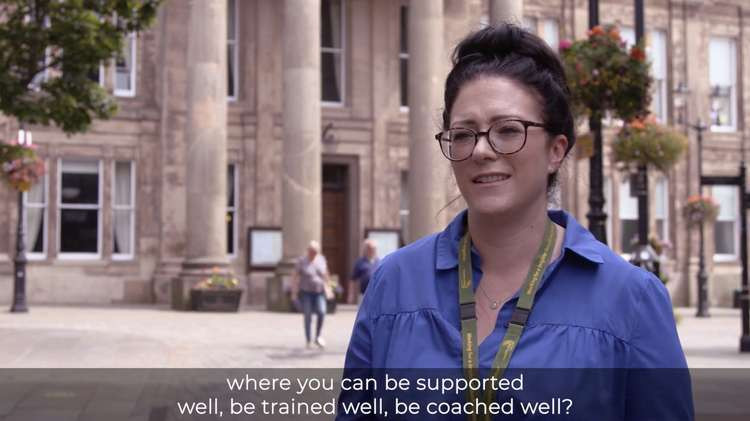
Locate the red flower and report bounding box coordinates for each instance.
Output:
[630,46,646,61]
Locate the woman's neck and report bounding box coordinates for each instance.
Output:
[467,204,551,274]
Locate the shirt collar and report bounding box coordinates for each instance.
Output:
[435,209,605,270]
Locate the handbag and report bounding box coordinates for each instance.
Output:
[323,281,335,301]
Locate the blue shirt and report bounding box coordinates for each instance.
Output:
[339,210,693,420]
[352,256,380,294]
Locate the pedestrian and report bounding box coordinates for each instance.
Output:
[291,240,329,349]
[349,239,380,300]
[339,24,692,420]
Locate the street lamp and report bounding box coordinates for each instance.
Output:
[691,119,709,318]
[628,0,658,274]
[10,126,30,313]
[586,0,608,244]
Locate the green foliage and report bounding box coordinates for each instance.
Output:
[560,25,652,121]
[612,118,688,172]
[0,0,162,134]
[0,141,44,191]
[683,196,720,227]
[195,267,240,290]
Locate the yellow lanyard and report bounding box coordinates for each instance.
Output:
[458,219,556,421]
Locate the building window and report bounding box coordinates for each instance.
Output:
[321,0,345,105]
[654,176,668,242]
[227,164,237,256]
[540,19,559,51]
[522,17,536,32]
[24,172,48,258]
[604,175,613,245]
[399,4,409,109]
[709,37,737,131]
[114,32,137,97]
[520,18,558,50]
[59,160,101,257]
[649,30,667,122]
[227,0,238,100]
[619,178,638,255]
[713,186,738,260]
[400,171,409,244]
[113,161,135,259]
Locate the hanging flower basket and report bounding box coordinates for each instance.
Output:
[560,25,652,121]
[0,140,45,192]
[612,116,688,173]
[683,195,719,227]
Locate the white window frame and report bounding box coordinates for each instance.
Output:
[654,176,669,242]
[708,37,737,133]
[57,159,102,260]
[522,17,537,32]
[604,175,613,246]
[23,170,49,260]
[399,4,409,112]
[321,0,346,107]
[112,161,136,261]
[227,0,239,101]
[114,32,137,97]
[618,178,639,259]
[227,163,238,257]
[649,30,668,123]
[540,18,559,51]
[399,170,409,244]
[712,185,739,262]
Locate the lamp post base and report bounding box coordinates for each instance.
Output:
[10,302,28,313]
[741,335,750,353]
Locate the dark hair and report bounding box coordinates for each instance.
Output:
[443,24,575,190]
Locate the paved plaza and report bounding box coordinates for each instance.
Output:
[0,305,748,420]
[0,304,748,368]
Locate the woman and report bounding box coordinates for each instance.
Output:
[339,25,692,420]
[292,240,329,349]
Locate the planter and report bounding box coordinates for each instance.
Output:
[190,289,243,312]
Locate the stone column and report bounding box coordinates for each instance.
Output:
[269,0,321,311]
[173,0,228,309]
[282,0,321,259]
[489,0,523,25]
[407,0,445,243]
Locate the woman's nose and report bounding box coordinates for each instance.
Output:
[471,131,497,161]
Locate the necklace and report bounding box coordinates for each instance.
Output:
[478,282,504,310]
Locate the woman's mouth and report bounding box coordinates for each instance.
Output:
[472,173,511,184]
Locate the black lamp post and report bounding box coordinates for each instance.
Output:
[628,0,660,274]
[586,0,608,244]
[691,119,709,318]
[10,126,29,313]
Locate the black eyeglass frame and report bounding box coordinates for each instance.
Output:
[434,118,548,162]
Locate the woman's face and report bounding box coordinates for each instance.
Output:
[449,76,568,218]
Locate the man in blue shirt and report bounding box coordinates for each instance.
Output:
[350,239,380,296]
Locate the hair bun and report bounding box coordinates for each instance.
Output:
[453,24,525,65]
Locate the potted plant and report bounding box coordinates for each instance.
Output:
[190,267,243,312]
[612,116,688,173]
[560,25,652,122]
[0,139,45,192]
[683,195,720,227]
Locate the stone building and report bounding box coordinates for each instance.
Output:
[0,0,748,309]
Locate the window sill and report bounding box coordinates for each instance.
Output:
[713,254,738,263]
[710,125,737,134]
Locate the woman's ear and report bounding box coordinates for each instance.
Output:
[547,134,569,174]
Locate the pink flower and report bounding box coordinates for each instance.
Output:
[558,39,573,51]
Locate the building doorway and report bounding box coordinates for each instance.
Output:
[322,163,350,302]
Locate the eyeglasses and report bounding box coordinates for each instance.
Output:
[434,119,547,161]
